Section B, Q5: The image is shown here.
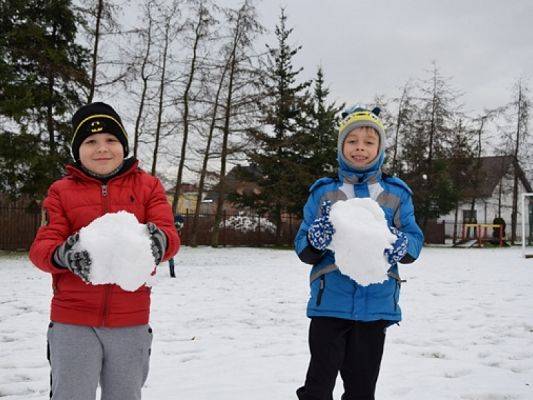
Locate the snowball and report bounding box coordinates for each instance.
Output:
[75,211,156,291]
[329,198,396,286]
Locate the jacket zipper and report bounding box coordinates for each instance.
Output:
[316,276,325,306]
[392,281,394,311]
[101,183,110,326]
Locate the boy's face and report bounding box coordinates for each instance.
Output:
[342,127,380,168]
[79,133,124,175]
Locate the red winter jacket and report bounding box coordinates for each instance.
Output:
[29,161,180,327]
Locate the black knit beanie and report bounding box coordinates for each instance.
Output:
[71,102,129,162]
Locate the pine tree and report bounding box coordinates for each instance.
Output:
[0,0,90,198]
[290,66,342,215]
[243,9,311,242]
[302,67,342,179]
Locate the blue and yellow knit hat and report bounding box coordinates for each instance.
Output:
[337,106,385,172]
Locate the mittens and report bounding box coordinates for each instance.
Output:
[307,201,335,251]
[384,226,409,265]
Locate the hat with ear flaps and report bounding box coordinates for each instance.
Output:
[70,102,129,162]
[337,106,386,176]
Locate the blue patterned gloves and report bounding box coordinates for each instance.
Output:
[384,226,409,265]
[307,201,335,251]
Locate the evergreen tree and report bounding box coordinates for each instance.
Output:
[0,0,89,198]
[291,66,342,207]
[302,67,343,179]
[243,9,311,242]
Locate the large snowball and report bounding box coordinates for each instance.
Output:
[329,198,396,286]
[76,211,155,291]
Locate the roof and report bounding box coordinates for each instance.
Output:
[450,155,531,198]
[204,165,262,201]
[166,182,198,195]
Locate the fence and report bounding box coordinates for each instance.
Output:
[428,220,531,246]
[0,205,41,251]
[0,206,302,251]
[178,211,301,247]
[3,203,531,250]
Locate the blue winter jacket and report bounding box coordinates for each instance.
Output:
[294,162,424,323]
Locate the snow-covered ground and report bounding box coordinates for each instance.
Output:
[0,247,532,400]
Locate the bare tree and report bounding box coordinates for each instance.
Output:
[131,0,158,158]
[151,0,181,176]
[210,1,264,247]
[77,0,122,102]
[171,3,215,212]
[509,80,530,243]
[399,62,464,234]
[189,63,229,246]
[390,80,415,175]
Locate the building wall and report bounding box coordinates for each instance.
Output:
[439,175,531,239]
[165,192,199,215]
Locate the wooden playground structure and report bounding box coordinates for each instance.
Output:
[460,223,505,247]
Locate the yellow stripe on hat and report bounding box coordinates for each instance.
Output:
[339,110,384,133]
[71,114,127,145]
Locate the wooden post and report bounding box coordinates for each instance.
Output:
[222,210,226,247]
[257,213,261,247]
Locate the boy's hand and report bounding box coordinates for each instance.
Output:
[146,222,167,265]
[384,226,409,265]
[307,201,336,251]
[53,233,92,282]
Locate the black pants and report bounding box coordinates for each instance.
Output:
[297,317,387,400]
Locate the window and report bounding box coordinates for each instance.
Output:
[462,209,477,223]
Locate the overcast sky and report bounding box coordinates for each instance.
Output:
[116,0,532,181]
[243,0,532,116]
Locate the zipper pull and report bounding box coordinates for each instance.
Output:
[101,184,108,197]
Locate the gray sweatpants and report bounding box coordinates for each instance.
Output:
[47,322,153,400]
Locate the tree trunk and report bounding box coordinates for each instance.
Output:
[453,202,459,244]
[46,25,58,156]
[211,28,239,247]
[510,84,523,244]
[392,85,408,175]
[133,10,153,158]
[172,10,204,213]
[88,0,104,103]
[190,64,229,247]
[211,71,236,247]
[151,20,170,176]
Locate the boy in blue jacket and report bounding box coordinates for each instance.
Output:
[294,106,423,400]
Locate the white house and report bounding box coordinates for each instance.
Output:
[438,155,532,241]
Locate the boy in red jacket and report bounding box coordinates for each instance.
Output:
[29,102,180,400]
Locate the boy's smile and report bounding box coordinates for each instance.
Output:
[79,133,124,175]
[342,127,380,168]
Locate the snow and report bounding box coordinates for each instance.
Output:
[1,247,532,399]
[329,198,396,285]
[76,211,155,291]
[221,212,276,233]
